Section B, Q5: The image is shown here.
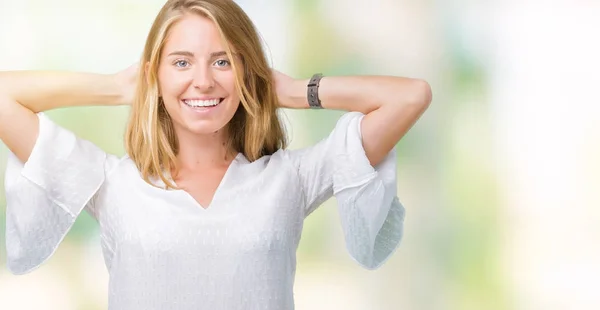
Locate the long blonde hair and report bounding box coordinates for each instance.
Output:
[125,0,286,188]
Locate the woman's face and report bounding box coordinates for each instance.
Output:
[156,14,241,136]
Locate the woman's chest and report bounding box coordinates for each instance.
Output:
[94,166,305,264]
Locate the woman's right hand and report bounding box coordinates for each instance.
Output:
[114,63,140,105]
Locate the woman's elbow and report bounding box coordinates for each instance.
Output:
[409,79,432,110]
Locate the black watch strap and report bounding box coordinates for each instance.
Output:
[307,73,323,109]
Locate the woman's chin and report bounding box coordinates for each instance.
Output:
[178,119,229,136]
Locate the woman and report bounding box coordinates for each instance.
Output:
[0,0,431,309]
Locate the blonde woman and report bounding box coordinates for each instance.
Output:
[0,0,431,309]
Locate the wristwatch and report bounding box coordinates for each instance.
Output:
[307,73,323,109]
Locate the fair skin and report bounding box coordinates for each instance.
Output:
[0,13,431,209]
[156,14,241,207]
[273,71,432,167]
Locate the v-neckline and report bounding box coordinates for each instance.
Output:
[174,152,241,211]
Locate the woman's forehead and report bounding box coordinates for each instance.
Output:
[162,14,228,57]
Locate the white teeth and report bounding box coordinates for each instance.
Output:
[184,99,220,107]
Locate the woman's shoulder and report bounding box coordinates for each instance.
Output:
[238,148,294,172]
[103,154,146,184]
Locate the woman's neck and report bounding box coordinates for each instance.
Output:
[174,126,237,172]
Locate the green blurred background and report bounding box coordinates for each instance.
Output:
[1,0,599,309]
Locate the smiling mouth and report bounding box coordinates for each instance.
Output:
[182,98,224,108]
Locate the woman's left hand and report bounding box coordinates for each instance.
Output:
[271,69,307,109]
[114,63,140,105]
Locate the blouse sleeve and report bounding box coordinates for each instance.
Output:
[285,111,406,270]
[4,113,118,274]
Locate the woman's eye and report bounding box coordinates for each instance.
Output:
[174,60,189,68]
[214,59,230,67]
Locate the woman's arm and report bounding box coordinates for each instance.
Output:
[0,71,127,113]
[274,71,432,166]
[0,66,136,163]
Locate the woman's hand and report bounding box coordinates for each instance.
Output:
[114,63,140,105]
[271,69,308,109]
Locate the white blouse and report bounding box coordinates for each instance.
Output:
[4,111,405,310]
